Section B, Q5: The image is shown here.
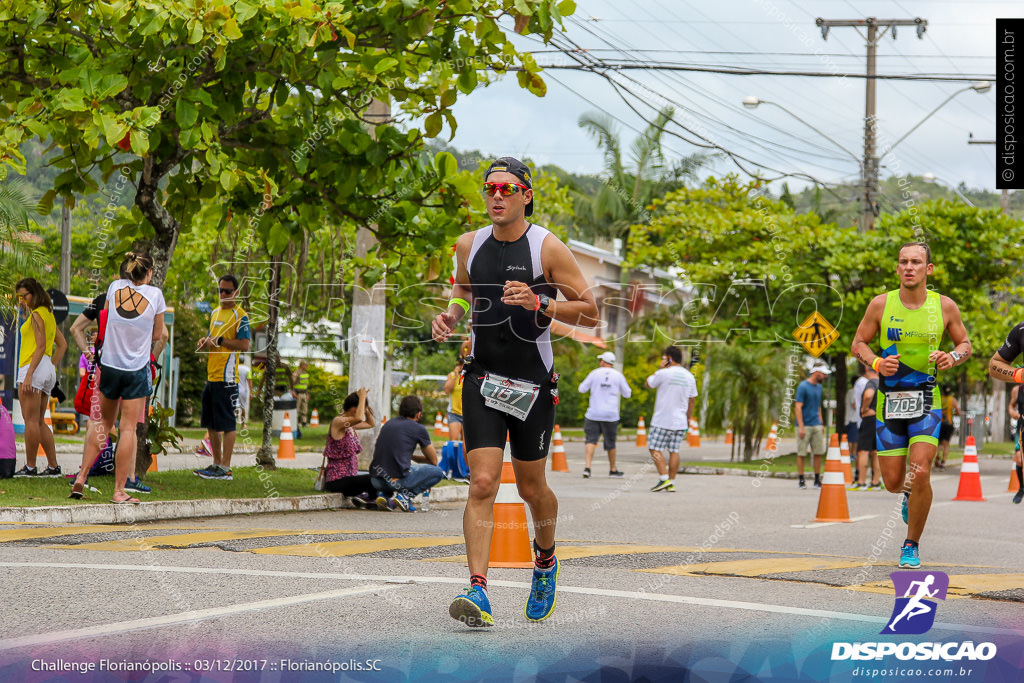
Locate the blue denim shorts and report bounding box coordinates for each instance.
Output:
[98,364,152,401]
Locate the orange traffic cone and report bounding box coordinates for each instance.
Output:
[1009,461,1020,493]
[147,453,158,473]
[433,412,443,436]
[724,427,733,446]
[441,415,450,439]
[310,409,319,427]
[636,416,648,447]
[489,437,533,568]
[953,436,985,501]
[839,434,853,485]
[278,412,296,460]
[766,422,778,452]
[687,419,700,447]
[814,433,851,522]
[550,424,569,472]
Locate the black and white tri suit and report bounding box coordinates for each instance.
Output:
[462,223,558,461]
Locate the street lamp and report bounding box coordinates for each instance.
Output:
[922,173,976,207]
[744,82,992,231]
[742,95,861,163]
[879,81,992,159]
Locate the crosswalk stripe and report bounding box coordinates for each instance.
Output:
[250,535,465,557]
[638,556,867,577]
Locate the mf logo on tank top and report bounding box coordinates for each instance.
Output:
[887,328,903,342]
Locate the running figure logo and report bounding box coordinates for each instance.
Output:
[881,571,949,635]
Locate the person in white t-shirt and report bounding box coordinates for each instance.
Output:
[578,351,632,478]
[646,346,699,493]
[70,253,167,504]
[237,357,251,426]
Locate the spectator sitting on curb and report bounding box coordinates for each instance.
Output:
[369,395,443,512]
[323,388,377,508]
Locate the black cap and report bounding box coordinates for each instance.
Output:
[484,156,533,216]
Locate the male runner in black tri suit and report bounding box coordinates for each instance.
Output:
[432,157,599,627]
[988,321,1024,504]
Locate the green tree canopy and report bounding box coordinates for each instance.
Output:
[0,0,574,286]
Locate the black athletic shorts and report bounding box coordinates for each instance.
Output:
[938,422,954,443]
[857,416,877,452]
[201,381,239,433]
[461,368,555,462]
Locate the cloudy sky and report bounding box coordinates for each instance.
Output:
[447,0,1003,195]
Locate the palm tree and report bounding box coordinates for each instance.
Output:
[575,107,707,368]
[0,176,43,314]
[704,344,789,462]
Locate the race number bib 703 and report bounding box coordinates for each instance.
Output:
[481,373,540,421]
[884,390,925,420]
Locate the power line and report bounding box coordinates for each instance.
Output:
[563,15,858,172]
[531,61,992,82]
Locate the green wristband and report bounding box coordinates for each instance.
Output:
[449,297,470,316]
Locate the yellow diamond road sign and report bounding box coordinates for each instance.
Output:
[793,311,839,358]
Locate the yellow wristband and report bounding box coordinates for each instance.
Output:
[449,297,470,316]
[871,357,881,371]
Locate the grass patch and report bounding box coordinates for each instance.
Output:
[0,466,466,507]
[682,453,801,473]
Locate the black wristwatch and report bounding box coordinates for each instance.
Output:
[216,336,224,347]
[538,294,551,315]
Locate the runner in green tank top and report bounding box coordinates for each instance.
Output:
[852,243,971,569]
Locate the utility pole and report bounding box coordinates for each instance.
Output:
[968,134,1008,213]
[59,198,71,293]
[817,17,927,232]
[349,98,390,464]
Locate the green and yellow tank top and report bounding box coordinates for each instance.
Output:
[18,306,56,367]
[877,289,942,406]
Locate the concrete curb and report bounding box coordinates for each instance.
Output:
[680,466,799,479]
[0,484,470,525]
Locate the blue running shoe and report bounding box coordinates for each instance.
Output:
[899,543,921,568]
[124,478,151,494]
[375,495,393,511]
[901,492,909,524]
[525,557,559,622]
[449,586,494,628]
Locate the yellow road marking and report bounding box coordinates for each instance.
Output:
[638,557,867,577]
[251,535,466,557]
[50,530,315,552]
[848,573,1024,599]
[428,544,714,563]
[0,526,137,543]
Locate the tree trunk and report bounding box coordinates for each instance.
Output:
[256,256,282,469]
[742,391,759,461]
[132,184,180,478]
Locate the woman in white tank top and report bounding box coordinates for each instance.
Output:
[70,253,167,504]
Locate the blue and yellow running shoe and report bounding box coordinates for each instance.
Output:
[449,586,494,628]
[898,542,920,568]
[525,557,559,622]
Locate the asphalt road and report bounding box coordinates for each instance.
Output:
[0,442,1021,682]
